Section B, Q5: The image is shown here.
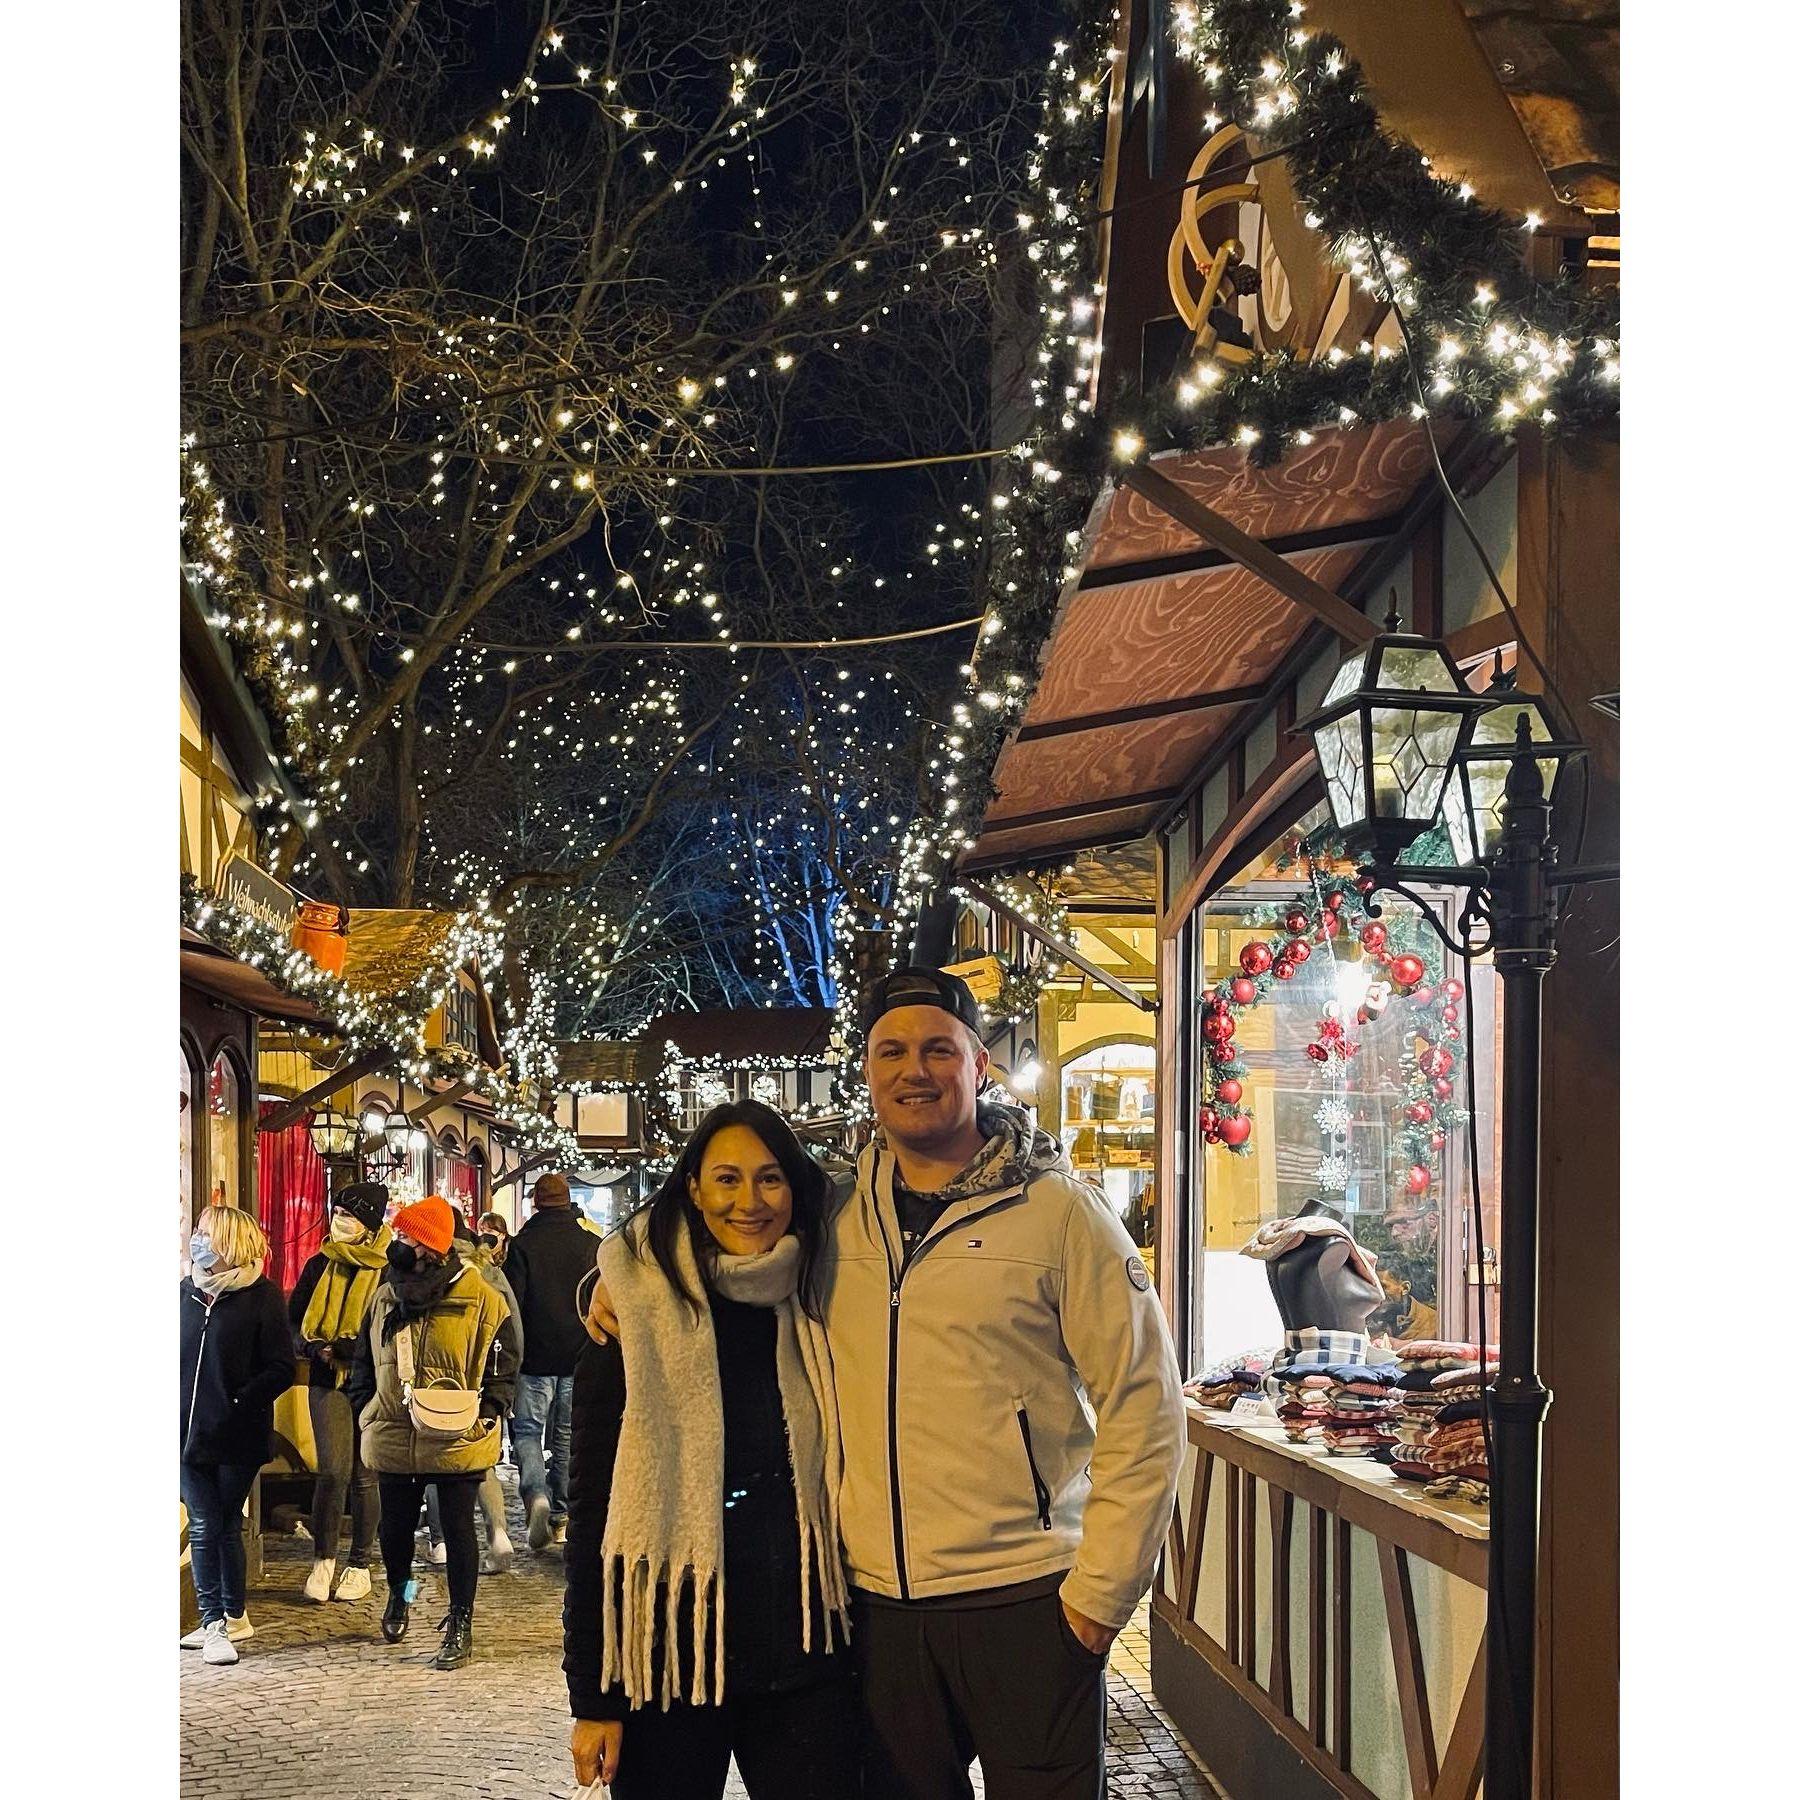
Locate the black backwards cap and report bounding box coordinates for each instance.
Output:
[859,965,984,1038]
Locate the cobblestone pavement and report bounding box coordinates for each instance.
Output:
[181,1470,1228,1799]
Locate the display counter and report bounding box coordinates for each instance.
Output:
[1151,1404,1487,1800]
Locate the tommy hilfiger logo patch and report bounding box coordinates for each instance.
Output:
[967,1239,983,1249]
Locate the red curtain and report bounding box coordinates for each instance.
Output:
[259,1103,329,1292]
[439,1150,482,1221]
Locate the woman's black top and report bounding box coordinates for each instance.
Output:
[563,1292,841,1721]
[180,1277,295,1465]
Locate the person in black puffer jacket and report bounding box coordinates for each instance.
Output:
[563,1102,857,1800]
[504,1172,597,1551]
[180,1204,294,1665]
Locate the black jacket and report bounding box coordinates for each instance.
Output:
[180,1277,296,1466]
[504,1207,597,1376]
[563,1293,841,1721]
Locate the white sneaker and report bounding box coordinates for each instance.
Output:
[332,1565,372,1602]
[429,1540,447,1567]
[481,1530,515,1575]
[303,1558,336,1603]
[202,1621,239,1665]
[184,1614,252,1644]
[179,1624,207,1648]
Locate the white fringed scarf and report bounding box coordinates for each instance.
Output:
[596,1222,848,1710]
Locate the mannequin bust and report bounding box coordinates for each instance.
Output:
[1262,1203,1383,1336]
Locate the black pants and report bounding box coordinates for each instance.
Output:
[608,1670,859,1800]
[308,1382,379,1565]
[855,1590,1107,1800]
[376,1473,480,1612]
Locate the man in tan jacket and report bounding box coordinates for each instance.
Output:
[837,966,1186,1799]
[586,965,1185,1796]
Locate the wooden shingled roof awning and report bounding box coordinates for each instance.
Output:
[962,418,1451,872]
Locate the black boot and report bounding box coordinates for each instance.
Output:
[431,1605,473,1671]
[380,1587,411,1643]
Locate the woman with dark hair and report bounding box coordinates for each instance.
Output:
[564,1100,855,1800]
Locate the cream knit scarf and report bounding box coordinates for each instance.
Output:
[596,1221,847,1710]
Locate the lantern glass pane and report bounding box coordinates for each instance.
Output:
[1378,644,1460,693]
[1469,760,1511,858]
[1467,699,1563,805]
[1322,651,1369,708]
[1368,706,1463,821]
[1322,714,1367,827]
[1442,774,1476,866]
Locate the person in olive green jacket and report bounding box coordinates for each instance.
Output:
[289,1181,392,1605]
[347,1195,520,1669]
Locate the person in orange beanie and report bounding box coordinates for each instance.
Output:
[347,1192,520,1668]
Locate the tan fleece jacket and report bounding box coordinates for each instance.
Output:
[821,1104,1186,1629]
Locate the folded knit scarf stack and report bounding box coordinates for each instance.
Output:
[1268,1370,1335,1442]
[1185,1348,1276,1411]
[1385,1340,1497,1500]
[1316,1359,1403,1457]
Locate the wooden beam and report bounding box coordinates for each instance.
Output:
[1121,464,1380,646]
[1378,1541,1439,1798]
[978,787,1183,836]
[1076,511,1405,592]
[492,1147,559,1193]
[409,1079,474,1127]
[960,878,1156,1013]
[1012,683,1266,745]
[257,1047,389,1137]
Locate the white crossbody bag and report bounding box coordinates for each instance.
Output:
[394,1318,483,1439]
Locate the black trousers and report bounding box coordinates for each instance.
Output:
[376,1473,480,1612]
[608,1670,859,1800]
[855,1589,1107,1800]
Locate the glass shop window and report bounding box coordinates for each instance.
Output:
[1060,1044,1158,1269]
[1191,812,1500,1372]
[206,1051,245,1214]
[181,1050,197,1268]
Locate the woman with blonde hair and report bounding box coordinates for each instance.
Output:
[180,1203,294,1665]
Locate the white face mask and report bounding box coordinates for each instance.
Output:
[329,1212,369,1245]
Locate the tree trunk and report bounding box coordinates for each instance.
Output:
[391,700,421,907]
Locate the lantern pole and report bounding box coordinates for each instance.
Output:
[1479,729,1557,1800]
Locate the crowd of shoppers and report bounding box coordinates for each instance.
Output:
[180,967,1188,1800]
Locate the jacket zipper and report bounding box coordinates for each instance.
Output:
[876,1165,1031,1600]
[879,1219,910,1599]
[182,1293,211,1461]
[1015,1402,1054,1531]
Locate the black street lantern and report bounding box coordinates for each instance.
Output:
[307,1103,360,1163]
[1295,613,1490,867]
[1440,670,1585,865]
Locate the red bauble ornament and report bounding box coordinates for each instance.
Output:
[1404,1164,1432,1196]
[1202,1011,1236,1044]
[1217,1078,1243,1105]
[1433,1078,1454,1100]
[1305,1044,1330,1062]
[1418,1045,1453,1080]
[1202,1124,1221,1144]
[1239,940,1275,977]
[1445,1026,1461,1040]
[1321,910,1345,938]
[1443,978,1464,1002]
[1409,985,1436,1009]
[1390,953,1426,989]
[1359,921,1388,954]
[1230,976,1259,1005]
[1197,1105,1218,1134]
[1441,1004,1459,1026]
[1325,892,1345,912]
[1286,938,1310,964]
[1428,1131,1446,1152]
[1283,908,1310,936]
[1218,1114,1253,1148]
[1272,958,1296,981]
[1404,1101,1433,1125]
